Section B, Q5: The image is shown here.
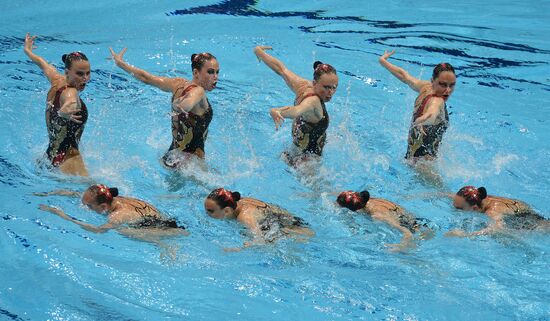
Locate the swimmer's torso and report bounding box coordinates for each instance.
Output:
[167,82,213,157]
[109,197,175,228]
[237,198,308,241]
[406,88,449,159]
[45,81,88,166]
[292,91,329,156]
[364,198,421,233]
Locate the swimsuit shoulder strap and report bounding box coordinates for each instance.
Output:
[172,84,199,102]
[413,93,438,120]
[297,92,320,105]
[51,85,70,109]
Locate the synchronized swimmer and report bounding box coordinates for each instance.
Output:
[25,33,91,176]
[254,46,338,165]
[110,48,219,168]
[25,34,546,252]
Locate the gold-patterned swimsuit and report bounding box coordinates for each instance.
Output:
[45,85,88,166]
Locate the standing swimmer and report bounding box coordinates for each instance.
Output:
[24,33,91,176]
[379,50,456,161]
[110,48,218,168]
[254,46,338,165]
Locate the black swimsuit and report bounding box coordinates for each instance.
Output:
[406,94,448,159]
[45,85,88,166]
[255,202,308,242]
[502,212,546,230]
[163,84,213,167]
[496,199,545,230]
[292,93,329,156]
[123,198,185,229]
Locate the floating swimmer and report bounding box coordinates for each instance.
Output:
[336,190,432,251]
[254,45,338,165]
[446,186,549,237]
[110,48,218,168]
[24,33,91,176]
[204,187,314,249]
[379,50,456,161]
[37,184,186,236]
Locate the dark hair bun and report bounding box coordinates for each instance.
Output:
[477,187,487,200]
[359,191,370,203]
[313,61,323,70]
[191,54,197,61]
[231,192,241,202]
[109,187,119,198]
[62,54,67,63]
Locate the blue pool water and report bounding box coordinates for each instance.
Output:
[1,1,550,320]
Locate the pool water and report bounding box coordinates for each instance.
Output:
[1,0,549,320]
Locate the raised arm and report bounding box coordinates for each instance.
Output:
[109,47,182,93]
[379,50,430,92]
[23,33,63,84]
[254,46,309,94]
[39,205,118,233]
[269,96,319,130]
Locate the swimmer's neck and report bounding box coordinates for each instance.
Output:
[106,197,123,215]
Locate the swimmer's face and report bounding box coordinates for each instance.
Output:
[453,195,479,211]
[65,60,91,91]
[81,191,108,214]
[204,198,234,219]
[194,59,219,91]
[313,73,338,102]
[432,71,456,101]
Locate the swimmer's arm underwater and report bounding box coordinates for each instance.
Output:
[254,45,308,94]
[446,214,504,237]
[38,204,118,233]
[33,189,81,197]
[172,86,205,113]
[379,216,416,251]
[23,33,63,84]
[379,50,430,92]
[109,47,181,93]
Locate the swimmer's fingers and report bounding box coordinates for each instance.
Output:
[108,47,127,63]
[380,50,396,60]
[38,204,65,217]
[59,110,83,124]
[444,229,467,237]
[270,109,284,130]
[71,115,83,124]
[223,247,243,253]
[258,46,272,51]
[33,192,50,196]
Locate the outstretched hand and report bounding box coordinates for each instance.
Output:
[58,109,83,124]
[445,229,467,237]
[109,47,127,65]
[24,33,37,54]
[270,108,284,130]
[254,45,273,60]
[379,50,396,61]
[39,204,70,220]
